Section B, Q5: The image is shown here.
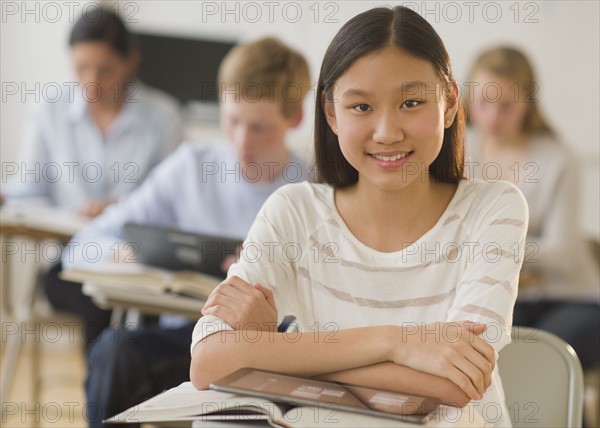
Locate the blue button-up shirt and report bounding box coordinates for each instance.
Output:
[63,141,308,269]
[3,81,183,209]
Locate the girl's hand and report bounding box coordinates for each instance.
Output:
[201,275,278,332]
[391,321,495,401]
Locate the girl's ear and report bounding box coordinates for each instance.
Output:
[321,90,338,134]
[444,81,460,128]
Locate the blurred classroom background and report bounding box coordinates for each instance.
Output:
[1,1,598,427]
[2,0,598,237]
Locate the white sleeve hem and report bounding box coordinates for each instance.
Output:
[190,315,234,355]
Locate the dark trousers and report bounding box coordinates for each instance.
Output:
[44,262,112,347]
[85,323,194,427]
[513,300,600,370]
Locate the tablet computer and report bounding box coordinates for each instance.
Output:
[123,223,243,278]
[210,368,441,424]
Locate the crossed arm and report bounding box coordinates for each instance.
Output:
[190,276,494,407]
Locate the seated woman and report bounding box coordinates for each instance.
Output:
[465,46,599,371]
[2,7,182,215]
[1,6,183,345]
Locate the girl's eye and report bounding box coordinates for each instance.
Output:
[353,103,372,112]
[402,100,420,109]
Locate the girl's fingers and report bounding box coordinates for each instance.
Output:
[253,283,276,308]
[463,347,493,390]
[227,276,253,288]
[254,283,273,298]
[201,294,239,315]
[201,305,236,325]
[226,279,273,306]
[459,321,496,369]
[452,354,485,398]
[447,367,480,401]
[470,335,496,370]
[227,279,264,297]
[207,277,255,303]
[213,284,245,301]
[461,320,486,335]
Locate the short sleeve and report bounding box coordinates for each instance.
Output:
[189,184,306,354]
[446,182,529,354]
[228,188,302,317]
[190,315,235,354]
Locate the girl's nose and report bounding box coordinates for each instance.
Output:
[373,110,405,144]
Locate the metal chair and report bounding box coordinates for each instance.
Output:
[498,326,585,427]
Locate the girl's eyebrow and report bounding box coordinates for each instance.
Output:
[342,81,428,97]
[402,81,428,92]
[341,88,371,97]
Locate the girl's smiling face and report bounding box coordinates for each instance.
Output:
[323,46,458,192]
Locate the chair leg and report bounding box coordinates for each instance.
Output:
[584,368,600,428]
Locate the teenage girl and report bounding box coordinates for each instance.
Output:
[191,7,528,427]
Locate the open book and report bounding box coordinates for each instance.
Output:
[60,264,221,300]
[106,381,489,427]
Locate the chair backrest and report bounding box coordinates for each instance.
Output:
[498,326,585,427]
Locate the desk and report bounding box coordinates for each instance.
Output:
[1,207,88,315]
[1,206,89,237]
[82,281,204,322]
[0,207,89,410]
[1,208,87,311]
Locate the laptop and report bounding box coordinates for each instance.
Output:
[123,223,243,278]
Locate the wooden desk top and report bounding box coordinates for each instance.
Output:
[0,207,89,242]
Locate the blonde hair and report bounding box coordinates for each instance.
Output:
[468,46,554,136]
[218,37,311,119]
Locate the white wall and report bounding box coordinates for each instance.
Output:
[1,1,598,236]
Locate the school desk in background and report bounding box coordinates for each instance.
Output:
[60,224,243,322]
[0,206,90,413]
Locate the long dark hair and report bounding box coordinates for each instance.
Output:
[314,6,465,187]
[69,7,138,57]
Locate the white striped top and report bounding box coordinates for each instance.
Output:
[192,178,529,427]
